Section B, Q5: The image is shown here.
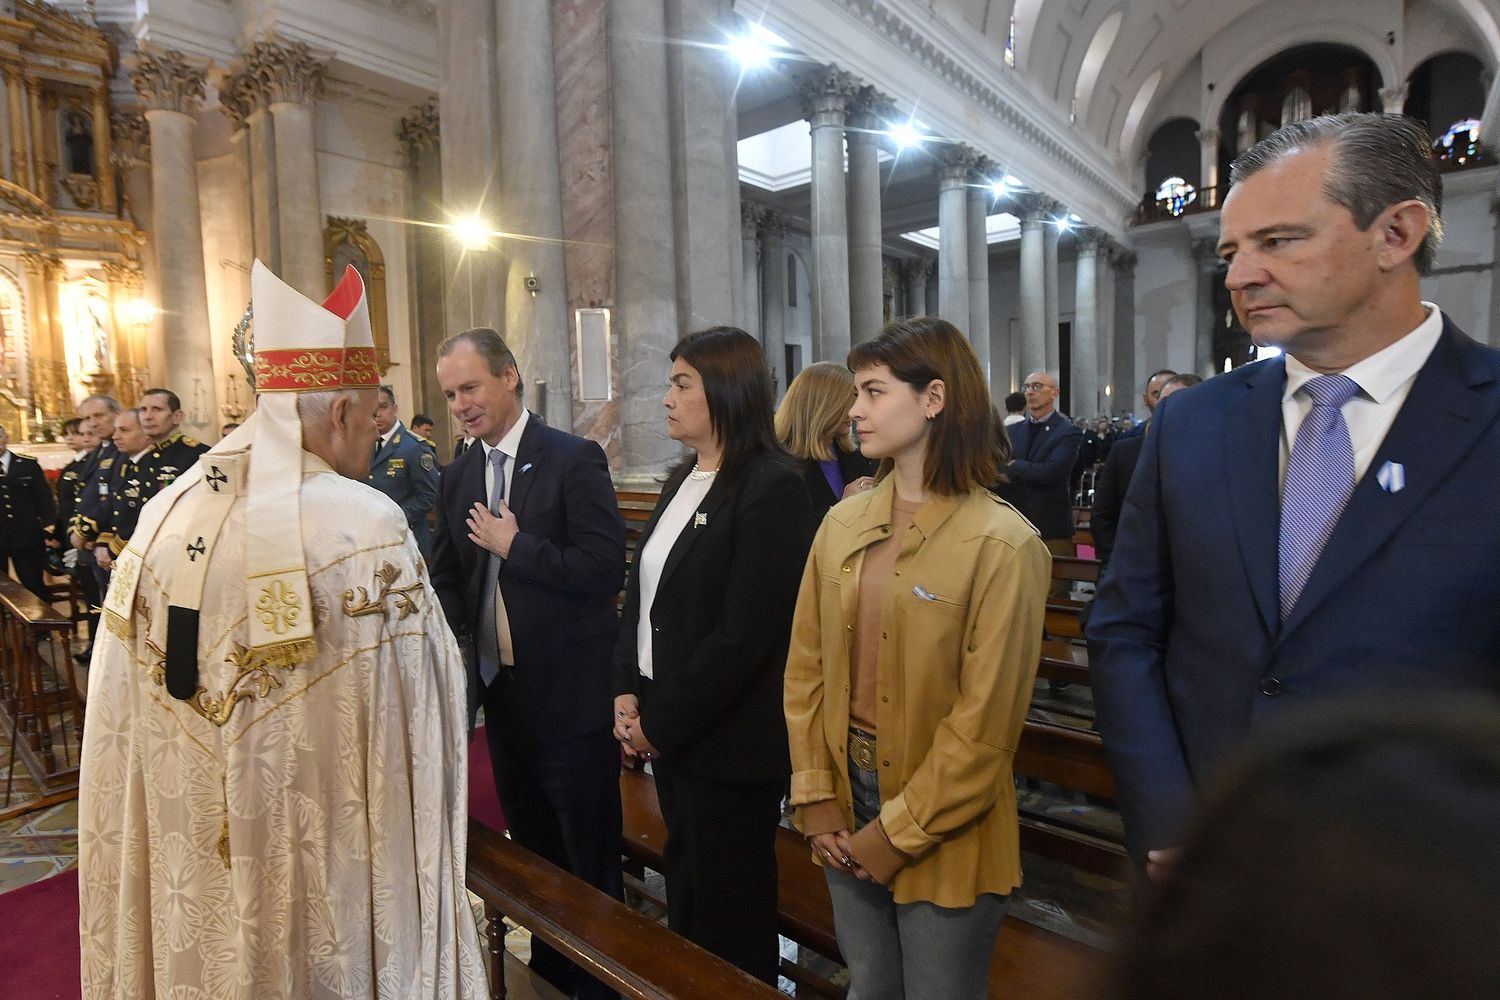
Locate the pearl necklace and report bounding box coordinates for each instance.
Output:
[688,461,718,481]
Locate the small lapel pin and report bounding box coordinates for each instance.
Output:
[519,462,533,474]
[693,512,708,528]
[1376,461,1406,494]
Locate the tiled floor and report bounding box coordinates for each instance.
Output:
[0,799,78,893]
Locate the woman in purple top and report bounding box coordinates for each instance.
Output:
[776,362,879,529]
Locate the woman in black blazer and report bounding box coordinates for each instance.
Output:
[776,361,878,526]
[613,326,813,983]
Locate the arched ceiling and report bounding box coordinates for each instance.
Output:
[928,0,1500,167]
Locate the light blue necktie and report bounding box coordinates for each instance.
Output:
[477,448,507,686]
[1279,374,1360,621]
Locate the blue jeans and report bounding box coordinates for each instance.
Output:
[824,756,1009,1000]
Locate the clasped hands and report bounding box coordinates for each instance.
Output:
[809,830,874,881]
[613,694,660,760]
[467,501,519,558]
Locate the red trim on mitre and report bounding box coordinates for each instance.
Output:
[322,264,364,320]
[255,347,380,392]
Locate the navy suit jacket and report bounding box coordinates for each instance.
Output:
[429,413,626,739]
[1005,411,1083,539]
[1087,318,1500,855]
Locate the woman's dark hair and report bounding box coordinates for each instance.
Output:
[847,317,998,496]
[1111,695,1500,1000]
[667,326,785,487]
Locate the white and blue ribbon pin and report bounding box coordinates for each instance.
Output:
[1375,461,1405,494]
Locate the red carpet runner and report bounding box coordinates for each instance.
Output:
[3,728,506,1000]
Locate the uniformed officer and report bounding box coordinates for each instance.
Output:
[72,395,123,609]
[94,409,153,569]
[137,387,210,491]
[54,417,102,659]
[367,385,438,557]
[410,413,440,461]
[0,422,56,601]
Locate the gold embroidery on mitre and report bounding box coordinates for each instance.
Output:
[256,580,303,635]
[341,561,423,622]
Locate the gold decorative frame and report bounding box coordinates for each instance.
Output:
[323,217,393,373]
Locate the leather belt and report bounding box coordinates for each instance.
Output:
[848,727,878,772]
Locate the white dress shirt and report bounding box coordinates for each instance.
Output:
[1279,302,1444,491]
[635,469,717,680]
[479,408,529,666]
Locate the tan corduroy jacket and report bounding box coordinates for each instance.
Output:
[785,476,1050,907]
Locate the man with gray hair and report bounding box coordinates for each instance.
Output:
[1089,112,1500,877]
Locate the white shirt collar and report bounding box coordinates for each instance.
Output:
[1283,302,1444,404]
[380,422,403,447]
[482,408,529,463]
[130,448,151,462]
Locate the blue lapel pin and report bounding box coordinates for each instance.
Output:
[1376,461,1405,494]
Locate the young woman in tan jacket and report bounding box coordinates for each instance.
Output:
[784,316,1051,1000]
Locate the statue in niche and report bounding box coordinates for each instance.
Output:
[65,110,94,176]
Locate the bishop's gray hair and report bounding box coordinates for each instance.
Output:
[1228,112,1443,275]
[296,388,364,426]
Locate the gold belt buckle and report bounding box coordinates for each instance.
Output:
[847,728,877,771]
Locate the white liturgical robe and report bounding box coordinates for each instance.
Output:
[78,448,487,999]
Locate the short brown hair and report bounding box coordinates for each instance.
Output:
[775,361,856,462]
[439,328,522,398]
[848,317,997,496]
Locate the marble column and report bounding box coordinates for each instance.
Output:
[1192,237,1220,377]
[111,110,158,390]
[259,41,328,298]
[437,0,506,338]
[846,86,892,345]
[1196,127,1219,206]
[665,0,742,333]
[1044,218,1061,373]
[611,0,682,474]
[903,256,931,316]
[497,0,571,425]
[1379,85,1408,115]
[803,65,858,363]
[760,212,789,395]
[3,64,25,188]
[741,202,765,340]
[965,161,991,381]
[936,146,974,327]
[220,60,279,275]
[399,101,450,448]
[26,74,47,203]
[1072,229,1102,419]
[1112,250,1137,412]
[1014,194,1052,378]
[129,48,216,440]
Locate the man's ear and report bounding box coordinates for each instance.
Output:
[328,392,351,438]
[1375,199,1430,272]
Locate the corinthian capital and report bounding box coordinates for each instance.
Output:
[799,65,860,127]
[397,99,440,156]
[110,110,150,166]
[1011,192,1060,226]
[847,85,896,131]
[936,145,978,186]
[128,47,208,114]
[233,36,330,109]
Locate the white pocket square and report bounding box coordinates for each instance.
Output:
[519,462,533,474]
[1376,461,1405,493]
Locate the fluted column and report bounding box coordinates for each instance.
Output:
[966,160,991,381]
[1044,218,1061,373]
[760,211,789,395]
[129,47,215,439]
[847,86,892,345]
[1379,85,1408,114]
[1015,194,1051,378]
[803,66,857,362]
[903,256,931,316]
[1072,229,1103,418]
[1192,237,1220,377]
[611,0,682,472]
[741,202,765,340]
[497,0,571,424]
[1196,127,1219,206]
[1112,250,1137,405]
[936,146,975,326]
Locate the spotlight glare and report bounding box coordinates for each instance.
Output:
[890,122,925,150]
[1055,217,1072,232]
[451,215,491,250]
[728,34,773,70]
[990,178,1008,197]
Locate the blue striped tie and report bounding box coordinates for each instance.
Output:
[1279,374,1360,621]
[477,449,507,686]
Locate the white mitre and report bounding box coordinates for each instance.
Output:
[103,261,377,693]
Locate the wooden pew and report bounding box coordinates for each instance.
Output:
[618,767,1105,1000]
[0,577,83,812]
[467,819,785,1000]
[1037,638,1090,688]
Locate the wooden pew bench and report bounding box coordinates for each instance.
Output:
[0,577,84,812]
[467,819,784,1000]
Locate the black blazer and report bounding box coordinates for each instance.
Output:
[1005,412,1084,540]
[1090,433,1144,565]
[614,451,813,783]
[430,413,627,739]
[0,453,54,552]
[796,444,878,526]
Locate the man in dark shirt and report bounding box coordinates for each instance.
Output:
[0,423,55,601]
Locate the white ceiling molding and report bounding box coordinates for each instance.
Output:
[742,0,1140,236]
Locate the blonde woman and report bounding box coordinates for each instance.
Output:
[775,361,878,523]
[785,317,1050,1000]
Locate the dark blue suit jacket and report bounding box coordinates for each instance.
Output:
[1087,318,1500,855]
[429,412,626,738]
[1005,411,1083,540]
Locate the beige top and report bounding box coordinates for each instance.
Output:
[850,495,922,733]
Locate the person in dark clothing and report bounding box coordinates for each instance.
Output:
[775,361,877,528]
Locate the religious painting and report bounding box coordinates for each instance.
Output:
[323,217,393,373]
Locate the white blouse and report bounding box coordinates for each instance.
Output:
[635,469,717,679]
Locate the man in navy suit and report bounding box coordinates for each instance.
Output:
[1004,371,1083,593]
[1088,112,1500,878]
[429,328,626,1000]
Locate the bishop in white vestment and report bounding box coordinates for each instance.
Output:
[78,262,487,999]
